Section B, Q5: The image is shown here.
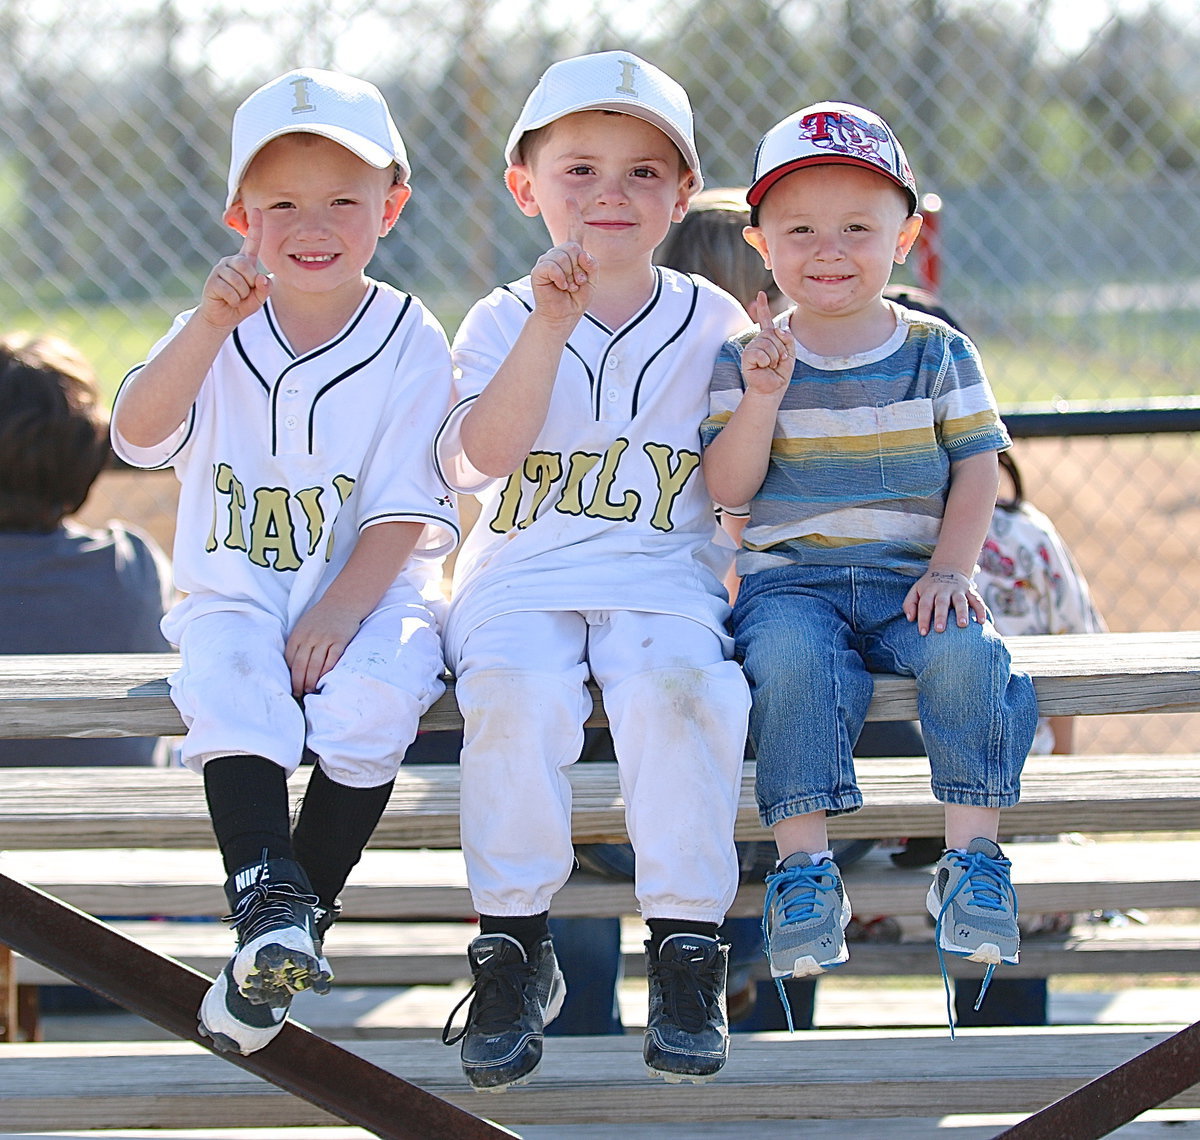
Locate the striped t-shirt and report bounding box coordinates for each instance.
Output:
[701,305,1011,578]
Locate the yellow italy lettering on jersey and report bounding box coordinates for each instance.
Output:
[295,486,325,556]
[520,452,563,527]
[585,438,640,521]
[558,451,602,516]
[207,462,247,553]
[248,487,302,571]
[488,453,562,532]
[325,475,357,560]
[643,443,700,532]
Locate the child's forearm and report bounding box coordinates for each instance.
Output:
[113,317,231,448]
[317,520,425,620]
[930,450,1000,576]
[702,388,784,508]
[460,314,576,479]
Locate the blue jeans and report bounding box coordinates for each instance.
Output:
[733,564,1037,825]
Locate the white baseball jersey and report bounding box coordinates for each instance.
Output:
[113,280,459,645]
[435,266,748,662]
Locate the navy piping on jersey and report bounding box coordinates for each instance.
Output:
[360,510,462,544]
[500,285,598,411]
[307,294,412,452]
[233,285,393,455]
[631,272,699,415]
[589,269,665,419]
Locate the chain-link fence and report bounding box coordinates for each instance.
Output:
[7,0,1200,752]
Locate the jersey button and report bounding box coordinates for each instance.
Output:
[607,357,620,368]
[285,415,298,429]
[606,390,618,402]
[285,387,299,397]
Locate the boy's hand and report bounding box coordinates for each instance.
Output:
[198,208,270,332]
[284,596,362,696]
[530,198,596,328]
[903,568,988,635]
[740,292,795,395]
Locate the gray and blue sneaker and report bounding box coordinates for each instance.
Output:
[926,837,1020,1033]
[762,852,852,979]
[644,933,730,1084]
[442,933,566,1092]
[926,837,1020,966]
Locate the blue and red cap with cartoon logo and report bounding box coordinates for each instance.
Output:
[747,101,917,220]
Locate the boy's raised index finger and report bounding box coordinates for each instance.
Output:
[240,207,263,262]
[752,290,773,332]
[565,196,587,251]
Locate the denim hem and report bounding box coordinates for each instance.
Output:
[761,795,863,827]
[931,787,1021,809]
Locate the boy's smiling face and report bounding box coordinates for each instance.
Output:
[506,110,694,273]
[224,133,409,309]
[745,163,922,348]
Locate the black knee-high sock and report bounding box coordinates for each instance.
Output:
[291,764,395,909]
[203,755,293,875]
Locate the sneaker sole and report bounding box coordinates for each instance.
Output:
[241,944,332,1006]
[645,1064,722,1085]
[926,886,1019,965]
[770,944,850,978]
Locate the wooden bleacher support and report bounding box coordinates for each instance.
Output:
[0,871,514,1139]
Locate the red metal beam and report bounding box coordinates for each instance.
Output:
[0,872,516,1140]
[993,1020,1200,1139]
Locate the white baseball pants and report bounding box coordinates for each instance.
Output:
[171,602,445,786]
[454,608,749,924]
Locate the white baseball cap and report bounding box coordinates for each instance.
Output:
[226,68,410,208]
[747,101,917,220]
[504,51,702,188]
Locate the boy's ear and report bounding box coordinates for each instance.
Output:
[743,225,772,270]
[671,173,697,224]
[380,182,412,236]
[505,164,542,218]
[894,212,924,265]
[223,201,249,237]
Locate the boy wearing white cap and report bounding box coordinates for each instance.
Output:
[436,51,750,1088]
[702,103,1038,1026]
[111,68,458,1054]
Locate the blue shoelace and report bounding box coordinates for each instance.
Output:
[930,849,1018,1039]
[761,860,841,1032]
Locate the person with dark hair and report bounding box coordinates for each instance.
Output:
[0,332,172,767]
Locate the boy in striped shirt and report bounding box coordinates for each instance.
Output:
[701,103,1038,1019]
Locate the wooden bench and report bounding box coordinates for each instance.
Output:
[3,632,1200,1134]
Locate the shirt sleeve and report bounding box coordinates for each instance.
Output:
[110,310,199,470]
[931,330,1012,462]
[350,302,460,562]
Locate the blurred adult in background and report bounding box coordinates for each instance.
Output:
[0,332,172,767]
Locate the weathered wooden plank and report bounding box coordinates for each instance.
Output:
[0,1029,1195,1129]
[3,841,1197,921]
[12,919,1200,987]
[0,754,1197,849]
[4,632,1200,739]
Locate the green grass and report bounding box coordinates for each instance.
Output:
[7,300,186,404]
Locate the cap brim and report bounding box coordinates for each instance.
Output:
[227,125,407,208]
[505,99,701,185]
[748,155,916,213]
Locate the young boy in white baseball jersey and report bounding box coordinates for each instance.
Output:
[702,103,1038,1024]
[111,69,458,1055]
[436,51,751,1089]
